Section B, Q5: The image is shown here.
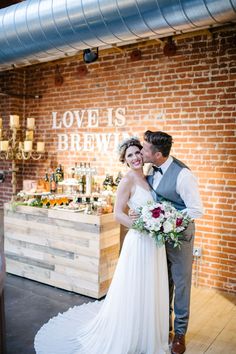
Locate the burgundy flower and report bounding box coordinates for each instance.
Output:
[176,218,183,227]
[151,207,162,218]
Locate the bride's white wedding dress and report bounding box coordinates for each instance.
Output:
[34,185,169,354]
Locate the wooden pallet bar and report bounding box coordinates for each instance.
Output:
[4,204,120,299]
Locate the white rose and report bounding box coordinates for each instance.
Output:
[163,220,174,233]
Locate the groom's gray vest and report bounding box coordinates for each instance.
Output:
[147,157,189,210]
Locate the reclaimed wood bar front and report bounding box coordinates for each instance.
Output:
[4,204,120,299]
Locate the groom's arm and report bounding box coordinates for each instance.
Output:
[176,168,204,219]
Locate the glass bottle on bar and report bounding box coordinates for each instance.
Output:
[74,162,78,178]
[77,163,84,194]
[55,164,64,183]
[114,171,123,187]
[82,163,87,194]
[103,174,110,190]
[108,175,114,191]
[44,170,50,192]
[44,170,49,183]
[50,173,57,193]
[85,162,92,196]
[71,165,75,178]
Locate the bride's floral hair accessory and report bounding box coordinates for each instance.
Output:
[117,136,142,163]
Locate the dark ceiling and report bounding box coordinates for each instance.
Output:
[0,0,24,10]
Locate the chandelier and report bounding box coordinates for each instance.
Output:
[0,115,45,160]
[0,115,45,200]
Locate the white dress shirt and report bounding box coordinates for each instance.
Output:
[152,156,204,219]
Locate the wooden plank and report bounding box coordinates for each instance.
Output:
[5,222,99,242]
[100,231,120,249]
[100,213,116,224]
[48,208,101,225]
[6,259,99,298]
[5,238,75,259]
[101,222,119,233]
[5,252,55,271]
[99,263,117,282]
[5,232,99,258]
[54,264,98,282]
[99,279,112,297]
[4,214,100,234]
[101,244,120,258]
[6,258,52,278]
[43,253,99,273]
[4,203,48,217]
[49,271,98,292]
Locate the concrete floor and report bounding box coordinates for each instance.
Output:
[5,274,95,354]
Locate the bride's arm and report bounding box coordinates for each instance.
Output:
[114,177,133,228]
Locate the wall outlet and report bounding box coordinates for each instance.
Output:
[193,246,202,257]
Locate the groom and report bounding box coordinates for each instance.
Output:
[141,130,203,354]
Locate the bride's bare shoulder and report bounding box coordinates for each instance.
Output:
[117,171,134,190]
[123,170,136,182]
[118,171,128,182]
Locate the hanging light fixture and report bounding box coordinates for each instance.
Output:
[163,37,177,57]
[130,49,142,61]
[83,48,99,64]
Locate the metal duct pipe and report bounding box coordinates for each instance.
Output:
[0,0,235,69]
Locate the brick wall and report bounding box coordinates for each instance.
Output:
[0,25,235,292]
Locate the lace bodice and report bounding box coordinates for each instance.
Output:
[127,185,153,211]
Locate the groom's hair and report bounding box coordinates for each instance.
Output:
[144,131,173,157]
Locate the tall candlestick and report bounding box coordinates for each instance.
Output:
[24,140,32,152]
[0,118,2,128]
[0,140,9,151]
[37,142,45,152]
[0,128,2,139]
[27,118,35,130]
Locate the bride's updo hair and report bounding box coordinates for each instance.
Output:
[118,137,143,163]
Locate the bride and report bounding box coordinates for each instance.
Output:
[34,137,169,354]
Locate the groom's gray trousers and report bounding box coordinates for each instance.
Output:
[165,221,195,335]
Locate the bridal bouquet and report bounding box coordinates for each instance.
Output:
[132,200,192,248]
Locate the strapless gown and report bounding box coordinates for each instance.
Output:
[34,185,169,354]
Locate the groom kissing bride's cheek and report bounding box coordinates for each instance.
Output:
[35,131,203,354]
